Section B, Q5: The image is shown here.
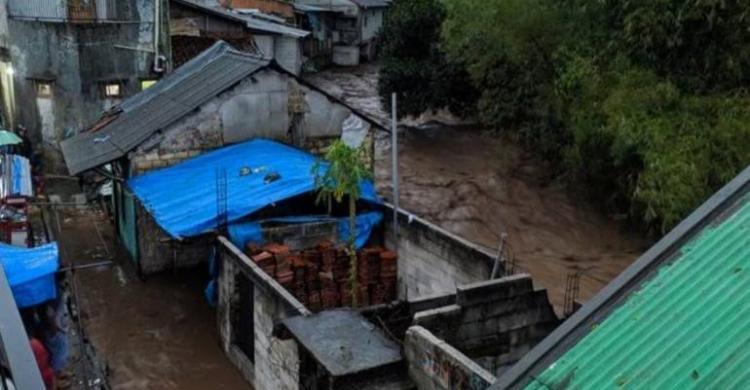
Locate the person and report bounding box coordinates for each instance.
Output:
[21,310,55,390]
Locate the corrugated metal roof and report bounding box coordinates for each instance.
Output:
[172,0,309,37]
[61,42,269,175]
[521,193,750,389]
[350,0,390,8]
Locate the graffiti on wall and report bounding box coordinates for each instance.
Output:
[420,346,491,390]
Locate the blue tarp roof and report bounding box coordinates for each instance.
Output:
[0,243,59,308]
[129,139,381,238]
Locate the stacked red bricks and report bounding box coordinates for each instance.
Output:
[245,241,398,312]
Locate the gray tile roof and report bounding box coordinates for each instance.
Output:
[61,42,269,175]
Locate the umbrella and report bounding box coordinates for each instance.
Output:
[0,130,22,146]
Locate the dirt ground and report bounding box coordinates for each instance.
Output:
[49,205,248,389]
[307,66,650,311]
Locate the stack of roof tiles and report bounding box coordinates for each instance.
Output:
[245,241,398,311]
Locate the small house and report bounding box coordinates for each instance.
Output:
[171,0,310,74]
[60,41,381,275]
[296,0,390,66]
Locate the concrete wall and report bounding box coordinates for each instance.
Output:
[405,326,495,390]
[218,237,308,390]
[383,205,497,300]
[134,67,369,158]
[6,0,170,171]
[412,275,559,377]
[135,200,212,274]
[360,8,383,43]
[274,36,302,76]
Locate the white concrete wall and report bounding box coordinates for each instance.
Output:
[361,8,383,42]
[405,326,496,390]
[383,206,495,300]
[254,285,300,389]
[274,36,302,76]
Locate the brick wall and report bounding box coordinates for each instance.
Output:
[412,275,559,377]
[404,326,495,390]
[135,199,212,275]
[131,149,203,175]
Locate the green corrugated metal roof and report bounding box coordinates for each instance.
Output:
[525,194,750,389]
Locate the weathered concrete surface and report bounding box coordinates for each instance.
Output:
[412,275,559,377]
[404,326,495,390]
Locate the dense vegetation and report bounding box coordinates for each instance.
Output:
[379,0,750,233]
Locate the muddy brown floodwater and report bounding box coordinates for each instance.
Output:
[51,207,249,389]
[307,65,650,312]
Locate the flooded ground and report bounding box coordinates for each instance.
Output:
[307,66,649,311]
[48,201,248,389]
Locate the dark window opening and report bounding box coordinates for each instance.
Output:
[234,273,255,363]
[35,82,53,98]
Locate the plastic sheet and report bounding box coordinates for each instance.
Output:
[227,211,383,250]
[0,243,59,308]
[129,139,380,238]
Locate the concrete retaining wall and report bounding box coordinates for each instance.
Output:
[404,326,495,390]
[412,275,559,377]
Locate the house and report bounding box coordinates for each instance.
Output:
[171,0,309,74]
[2,0,170,154]
[296,0,389,66]
[60,41,381,275]
[493,165,750,389]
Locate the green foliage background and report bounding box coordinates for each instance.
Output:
[379,0,750,233]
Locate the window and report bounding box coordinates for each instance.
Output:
[36,82,53,98]
[140,80,157,90]
[104,83,122,98]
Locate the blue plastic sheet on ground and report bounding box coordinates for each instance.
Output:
[128,139,381,239]
[0,243,59,308]
[227,211,383,250]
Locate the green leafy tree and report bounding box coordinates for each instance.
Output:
[378,0,476,118]
[313,141,372,307]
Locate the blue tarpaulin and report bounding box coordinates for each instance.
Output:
[129,139,381,238]
[0,243,59,308]
[228,211,383,250]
